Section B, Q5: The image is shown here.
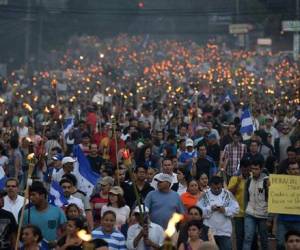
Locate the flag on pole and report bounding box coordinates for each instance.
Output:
[240,108,254,135]
[73,145,100,197]
[49,180,68,207]
[63,117,74,136]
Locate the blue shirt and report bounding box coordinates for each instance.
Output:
[179,150,197,170]
[92,227,126,250]
[145,190,185,229]
[22,204,67,241]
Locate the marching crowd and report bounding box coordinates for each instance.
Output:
[0,34,299,250]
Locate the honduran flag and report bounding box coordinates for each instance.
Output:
[73,145,100,197]
[0,166,7,190]
[49,180,68,207]
[63,117,74,136]
[240,108,254,135]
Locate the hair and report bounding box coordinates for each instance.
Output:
[250,155,264,168]
[249,140,259,146]
[65,203,81,216]
[162,157,173,165]
[286,146,297,153]
[29,182,48,197]
[134,165,147,173]
[21,224,43,243]
[209,176,224,185]
[62,173,78,187]
[68,217,84,230]
[187,178,198,187]
[102,210,116,219]
[59,178,73,187]
[108,193,126,208]
[5,177,19,187]
[239,158,251,168]
[188,206,203,217]
[285,230,300,242]
[186,219,203,231]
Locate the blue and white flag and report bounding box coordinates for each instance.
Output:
[63,117,74,136]
[73,145,100,197]
[0,166,7,190]
[240,108,254,134]
[49,180,68,207]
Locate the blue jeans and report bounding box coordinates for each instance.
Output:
[234,217,244,250]
[276,220,300,250]
[214,236,232,250]
[243,214,268,250]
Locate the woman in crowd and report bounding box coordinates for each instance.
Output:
[101,186,130,229]
[197,173,209,192]
[92,210,126,250]
[137,145,160,169]
[181,179,202,209]
[90,176,114,226]
[56,218,84,250]
[178,220,204,250]
[21,224,44,250]
[177,167,188,196]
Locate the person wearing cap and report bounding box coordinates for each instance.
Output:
[145,173,185,229]
[22,181,67,244]
[0,189,17,250]
[178,138,197,171]
[264,115,279,146]
[44,154,63,183]
[52,156,76,183]
[90,176,114,227]
[206,121,220,143]
[101,186,130,229]
[126,206,164,250]
[206,133,221,163]
[275,123,293,162]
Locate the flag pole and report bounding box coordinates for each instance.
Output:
[15,153,36,250]
[111,115,120,186]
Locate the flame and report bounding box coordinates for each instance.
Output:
[77,230,92,242]
[165,213,184,237]
[23,103,33,112]
[44,106,50,113]
[122,149,130,160]
[27,153,35,160]
[0,97,4,103]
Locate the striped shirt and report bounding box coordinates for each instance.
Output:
[92,227,126,250]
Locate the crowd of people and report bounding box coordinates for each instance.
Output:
[0,33,299,250]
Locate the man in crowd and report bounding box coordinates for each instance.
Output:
[3,177,25,222]
[276,161,300,250]
[285,230,300,250]
[126,206,164,250]
[145,173,185,229]
[52,156,76,182]
[198,176,239,250]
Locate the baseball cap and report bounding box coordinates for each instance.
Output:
[134,206,149,214]
[109,186,124,196]
[100,176,114,186]
[62,156,76,165]
[154,173,173,184]
[265,115,273,121]
[185,138,194,147]
[207,133,217,140]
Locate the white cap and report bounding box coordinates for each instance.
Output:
[134,206,149,213]
[62,156,76,165]
[154,173,173,184]
[185,138,194,147]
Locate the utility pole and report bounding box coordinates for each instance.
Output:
[24,0,32,77]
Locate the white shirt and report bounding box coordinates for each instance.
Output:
[66,195,85,214]
[126,222,165,250]
[52,168,74,183]
[101,205,130,228]
[3,195,25,222]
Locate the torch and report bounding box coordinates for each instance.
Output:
[163,213,184,250]
[15,153,36,250]
[77,230,94,250]
[111,115,120,186]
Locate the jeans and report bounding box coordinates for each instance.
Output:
[214,236,232,250]
[276,220,300,250]
[234,217,244,250]
[243,214,268,250]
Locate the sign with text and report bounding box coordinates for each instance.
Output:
[268,174,300,215]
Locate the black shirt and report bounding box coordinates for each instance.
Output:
[0,209,17,250]
[195,157,215,179]
[126,182,154,208]
[207,144,221,162]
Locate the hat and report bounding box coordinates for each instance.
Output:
[134,206,149,214]
[62,156,76,165]
[185,138,194,147]
[196,125,208,131]
[52,154,63,161]
[100,176,114,186]
[207,133,217,140]
[154,173,173,184]
[109,186,124,196]
[265,115,273,121]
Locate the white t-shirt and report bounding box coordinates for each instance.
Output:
[0,155,9,167]
[101,205,130,228]
[3,195,25,222]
